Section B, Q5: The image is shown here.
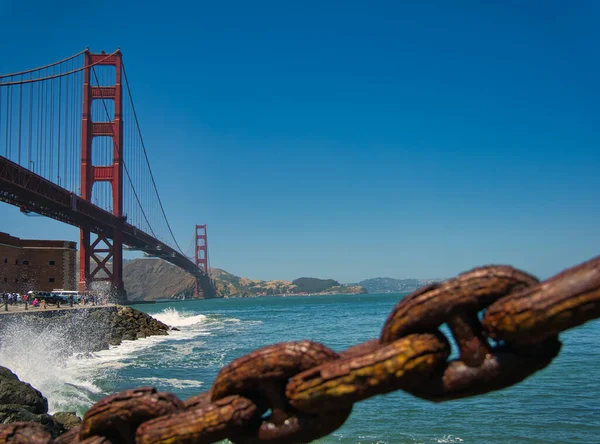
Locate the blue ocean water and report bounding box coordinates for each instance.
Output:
[6,293,600,443]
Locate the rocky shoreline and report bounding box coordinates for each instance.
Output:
[0,305,174,351]
[0,366,79,438]
[0,305,175,437]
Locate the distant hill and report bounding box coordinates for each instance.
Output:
[124,259,196,301]
[123,258,367,301]
[212,270,366,297]
[293,278,340,293]
[358,277,443,294]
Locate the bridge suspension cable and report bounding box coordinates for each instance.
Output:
[122,62,185,255]
[0,50,120,86]
[0,50,85,192]
[0,48,87,79]
[89,66,158,240]
[0,49,186,255]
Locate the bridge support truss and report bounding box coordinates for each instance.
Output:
[78,50,126,301]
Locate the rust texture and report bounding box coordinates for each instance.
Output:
[211,340,339,401]
[79,436,113,444]
[52,427,81,444]
[18,255,600,444]
[484,255,600,344]
[183,390,213,410]
[381,265,539,343]
[79,387,183,443]
[0,422,52,444]
[246,408,352,444]
[338,339,380,359]
[447,312,490,367]
[286,333,449,413]
[136,395,259,444]
[405,337,562,401]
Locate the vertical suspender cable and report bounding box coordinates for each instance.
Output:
[72,61,76,193]
[41,77,46,176]
[0,84,3,157]
[17,76,23,164]
[38,78,42,175]
[57,65,62,185]
[28,74,33,167]
[5,86,11,157]
[64,64,69,189]
[36,80,41,174]
[50,66,54,180]
[56,64,63,186]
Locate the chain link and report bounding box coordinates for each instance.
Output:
[1,256,599,443]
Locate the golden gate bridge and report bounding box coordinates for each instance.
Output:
[0,49,215,300]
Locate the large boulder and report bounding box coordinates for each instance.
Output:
[0,405,64,437]
[0,366,48,414]
[51,411,81,431]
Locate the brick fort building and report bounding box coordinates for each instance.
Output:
[0,232,76,293]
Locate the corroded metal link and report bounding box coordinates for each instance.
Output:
[484,256,600,344]
[80,436,113,444]
[338,339,380,359]
[16,257,600,444]
[52,427,81,444]
[0,422,52,444]
[79,387,183,444]
[53,427,112,444]
[404,337,561,401]
[183,390,213,410]
[235,408,352,444]
[381,265,538,343]
[286,333,449,413]
[210,340,346,443]
[136,395,259,444]
[211,340,340,401]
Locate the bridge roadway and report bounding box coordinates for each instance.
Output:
[0,155,214,296]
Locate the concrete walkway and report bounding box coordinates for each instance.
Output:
[0,303,115,315]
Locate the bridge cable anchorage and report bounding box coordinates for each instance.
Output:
[89,66,158,240]
[122,62,185,255]
[9,255,598,444]
[0,48,87,79]
[0,50,119,86]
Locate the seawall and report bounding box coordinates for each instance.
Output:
[0,305,173,352]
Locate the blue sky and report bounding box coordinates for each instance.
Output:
[0,1,598,282]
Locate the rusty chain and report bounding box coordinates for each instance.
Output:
[2,255,599,443]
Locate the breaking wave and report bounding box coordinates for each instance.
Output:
[151,307,208,327]
[0,307,235,415]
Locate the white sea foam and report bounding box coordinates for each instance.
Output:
[436,435,464,443]
[0,307,218,415]
[133,377,204,390]
[152,307,208,327]
[0,318,107,415]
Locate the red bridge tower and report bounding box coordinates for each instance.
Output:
[78,50,126,301]
[194,224,209,297]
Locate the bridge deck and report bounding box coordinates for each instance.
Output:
[0,155,214,295]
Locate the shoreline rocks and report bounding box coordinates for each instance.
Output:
[0,305,173,351]
[0,366,66,437]
[0,305,174,436]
